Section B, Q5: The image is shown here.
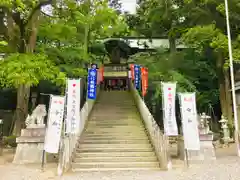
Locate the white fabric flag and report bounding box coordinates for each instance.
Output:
[44,95,65,153]
[161,82,178,136]
[179,93,200,150]
[65,78,81,134]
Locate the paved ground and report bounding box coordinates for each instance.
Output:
[0,145,240,180]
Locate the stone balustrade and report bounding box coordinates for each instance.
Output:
[129,82,170,170]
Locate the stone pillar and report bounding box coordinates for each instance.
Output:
[13,126,46,164]
[199,133,216,160]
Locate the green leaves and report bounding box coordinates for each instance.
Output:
[129,48,197,92]
[0,53,64,88]
[182,24,219,52]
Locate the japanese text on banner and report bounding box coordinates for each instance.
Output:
[134,65,141,89]
[141,67,148,97]
[44,95,65,153]
[87,68,97,99]
[162,82,178,136]
[179,93,200,150]
[66,79,81,134]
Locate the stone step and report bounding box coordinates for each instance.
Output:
[81,136,149,141]
[72,161,159,169]
[75,151,156,158]
[92,107,136,109]
[87,121,143,125]
[95,102,134,104]
[78,143,152,149]
[77,146,153,152]
[94,104,135,106]
[83,132,147,136]
[93,105,136,108]
[94,105,135,108]
[72,167,160,172]
[86,125,145,128]
[74,156,158,163]
[89,116,140,119]
[82,132,148,137]
[85,128,145,132]
[85,128,146,133]
[86,125,144,128]
[88,120,141,123]
[88,119,141,122]
[90,114,139,117]
[79,139,150,144]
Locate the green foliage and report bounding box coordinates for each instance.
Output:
[0,53,65,88]
[129,46,219,112]
[0,41,8,46]
[37,0,129,68]
[129,48,196,99]
[182,24,228,54]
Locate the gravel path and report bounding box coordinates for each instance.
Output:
[0,144,239,180]
[0,157,240,180]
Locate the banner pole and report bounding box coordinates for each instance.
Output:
[161,82,171,169]
[41,150,46,171]
[185,149,189,168]
[41,94,53,171]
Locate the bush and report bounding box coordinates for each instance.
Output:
[3,135,17,148]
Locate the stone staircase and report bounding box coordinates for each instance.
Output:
[72,91,160,171]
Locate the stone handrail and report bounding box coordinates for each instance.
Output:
[57,87,100,175]
[129,82,170,170]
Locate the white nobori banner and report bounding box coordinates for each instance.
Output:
[161,82,178,136]
[65,78,81,134]
[179,93,200,150]
[44,95,65,153]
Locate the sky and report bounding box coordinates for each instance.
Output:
[41,0,137,16]
[121,0,137,14]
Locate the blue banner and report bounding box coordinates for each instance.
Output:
[87,68,97,99]
[134,65,141,89]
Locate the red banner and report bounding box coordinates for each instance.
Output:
[130,64,135,80]
[97,69,101,85]
[99,65,104,82]
[141,67,148,97]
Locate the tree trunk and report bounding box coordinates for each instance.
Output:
[12,10,40,136]
[219,81,227,116]
[6,13,17,52]
[224,69,233,125]
[13,85,30,136]
[217,52,228,117]
[168,36,176,53]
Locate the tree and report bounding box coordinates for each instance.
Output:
[181,0,240,126]
[0,0,129,135]
[128,47,219,128]
[132,0,187,52]
[0,0,56,135]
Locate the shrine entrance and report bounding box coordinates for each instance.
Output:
[102,63,129,91]
[103,77,128,91]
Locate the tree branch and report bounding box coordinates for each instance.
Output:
[24,0,53,26]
